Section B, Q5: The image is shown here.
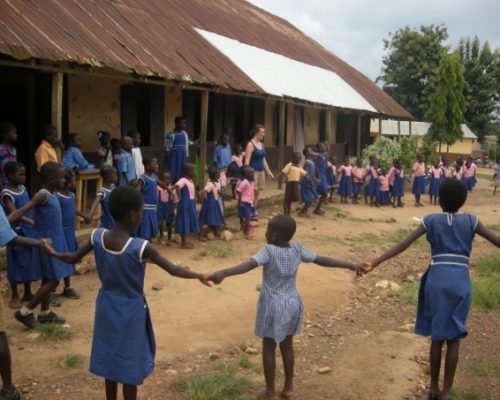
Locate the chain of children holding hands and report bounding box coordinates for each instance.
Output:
[1,119,500,400]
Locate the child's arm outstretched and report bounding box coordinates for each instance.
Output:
[475,221,500,247]
[364,224,426,273]
[314,255,363,275]
[143,243,212,286]
[85,193,102,223]
[210,259,259,284]
[46,239,94,264]
[7,191,47,223]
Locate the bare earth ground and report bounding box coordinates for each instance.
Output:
[1,171,499,399]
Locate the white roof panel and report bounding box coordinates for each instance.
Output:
[197,29,376,113]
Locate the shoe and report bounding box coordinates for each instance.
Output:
[14,310,37,329]
[50,292,62,307]
[37,311,66,324]
[62,287,80,299]
[0,386,21,400]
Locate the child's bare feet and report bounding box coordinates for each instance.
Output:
[165,239,172,246]
[256,389,278,399]
[9,298,22,309]
[280,389,293,399]
[180,242,194,249]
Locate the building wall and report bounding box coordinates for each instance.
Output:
[68,75,121,152]
[286,103,294,146]
[303,107,319,145]
[264,98,275,147]
[164,86,182,144]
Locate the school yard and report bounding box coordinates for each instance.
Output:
[1,170,499,400]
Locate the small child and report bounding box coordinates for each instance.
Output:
[1,162,38,309]
[326,156,337,203]
[351,158,365,205]
[461,159,473,192]
[412,153,426,207]
[237,166,256,238]
[47,185,211,400]
[157,171,177,245]
[209,215,362,400]
[467,157,477,190]
[86,165,117,229]
[118,136,137,186]
[493,158,500,195]
[213,132,232,171]
[136,157,159,241]
[62,133,94,171]
[281,152,307,216]
[96,130,112,167]
[337,157,353,204]
[174,163,200,249]
[377,168,390,206]
[130,131,145,178]
[388,159,405,208]
[199,167,225,237]
[366,158,379,206]
[429,159,445,205]
[452,162,463,180]
[10,162,73,328]
[299,147,318,218]
[364,178,500,400]
[313,143,329,215]
[110,138,121,174]
[226,144,244,199]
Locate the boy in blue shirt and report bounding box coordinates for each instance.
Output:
[213,132,232,171]
[118,136,137,186]
[62,133,94,171]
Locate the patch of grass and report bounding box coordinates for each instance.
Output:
[486,223,500,233]
[59,353,83,368]
[450,387,483,400]
[356,232,381,243]
[470,362,500,377]
[385,228,412,243]
[199,245,234,259]
[310,234,349,246]
[238,355,262,374]
[176,362,255,400]
[475,172,491,181]
[34,324,73,341]
[388,281,419,305]
[471,256,500,310]
[473,256,500,276]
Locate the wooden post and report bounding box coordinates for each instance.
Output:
[397,119,401,141]
[277,100,286,189]
[199,90,209,190]
[51,72,63,140]
[409,120,412,136]
[378,117,382,138]
[356,113,362,157]
[325,109,332,144]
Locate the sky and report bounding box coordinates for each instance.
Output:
[248,0,500,82]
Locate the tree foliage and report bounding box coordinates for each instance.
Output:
[362,135,421,172]
[378,24,448,120]
[424,54,466,152]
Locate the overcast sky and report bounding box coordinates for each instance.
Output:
[248,0,500,82]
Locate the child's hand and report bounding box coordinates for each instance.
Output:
[40,238,55,255]
[199,273,213,287]
[349,263,365,276]
[83,215,92,224]
[362,261,375,274]
[209,271,225,284]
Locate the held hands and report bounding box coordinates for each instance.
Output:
[40,238,55,255]
[362,261,375,274]
[198,273,213,287]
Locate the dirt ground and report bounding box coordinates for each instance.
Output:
[2,172,499,400]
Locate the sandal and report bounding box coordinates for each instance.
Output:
[9,299,22,310]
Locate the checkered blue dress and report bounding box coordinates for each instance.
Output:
[252,243,317,343]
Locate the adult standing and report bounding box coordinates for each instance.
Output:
[165,116,197,183]
[34,126,64,172]
[244,124,274,216]
[0,122,18,187]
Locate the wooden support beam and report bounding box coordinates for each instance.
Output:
[277,100,286,189]
[356,114,362,157]
[199,90,209,190]
[378,117,382,138]
[51,72,63,139]
[409,121,412,136]
[397,119,401,141]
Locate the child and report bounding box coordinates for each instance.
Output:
[452,162,462,180]
[46,185,211,400]
[226,143,244,199]
[351,158,365,205]
[388,159,405,208]
[157,171,177,245]
[0,122,18,186]
[1,162,38,309]
[175,163,200,249]
[461,159,473,192]
[85,165,117,229]
[237,166,256,238]
[208,215,362,400]
[429,159,445,205]
[467,157,477,190]
[10,162,73,328]
[313,143,328,215]
[62,133,94,171]
[299,147,318,218]
[110,138,122,174]
[96,131,113,167]
[136,157,159,241]
[377,168,390,206]
[118,136,136,186]
[199,167,225,237]
[213,132,232,171]
[130,131,145,178]
[54,168,83,304]
[366,158,379,206]
[326,156,337,203]
[337,157,353,204]
[493,158,500,196]
[412,153,426,207]
[363,178,500,400]
[281,152,307,216]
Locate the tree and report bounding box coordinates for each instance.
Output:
[456,37,499,141]
[378,24,448,120]
[424,54,466,153]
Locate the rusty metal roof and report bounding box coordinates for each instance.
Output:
[0,0,412,118]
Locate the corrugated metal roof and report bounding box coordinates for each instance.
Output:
[0,0,411,118]
[371,119,477,139]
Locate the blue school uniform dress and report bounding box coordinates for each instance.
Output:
[252,243,317,343]
[199,182,225,228]
[89,228,155,385]
[167,132,189,183]
[315,155,329,196]
[1,186,40,284]
[98,185,115,229]
[57,192,78,252]
[392,168,405,197]
[32,189,74,280]
[416,213,477,341]
[157,188,176,224]
[429,169,443,196]
[300,160,318,204]
[175,178,199,235]
[137,175,159,240]
[326,165,337,188]
[366,167,379,197]
[338,167,353,196]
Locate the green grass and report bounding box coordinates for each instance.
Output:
[59,353,83,368]
[388,281,419,305]
[471,256,500,310]
[238,355,262,374]
[475,172,491,181]
[385,228,412,243]
[450,387,483,400]
[470,362,500,377]
[34,324,73,341]
[176,362,255,400]
[199,245,234,259]
[486,223,500,233]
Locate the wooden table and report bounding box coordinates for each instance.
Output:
[75,169,102,230]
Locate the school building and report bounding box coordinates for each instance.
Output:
[370,119,478,160]
[0,0,411,188]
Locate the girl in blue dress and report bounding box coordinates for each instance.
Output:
[157,171,177,245]
[366,159,380,206]
[364,178,500,400]
[208,215,362,400]
[313,143,329,215]
[1,161,38,309]
[47,185,211,400]
[166,117,196,183]
[199,167,225,237]
[86,165,117,229]
[136,157,159,241]
[175,163,200,249]
[10,162,72,329]
[337,157,353,203]
[429,159,446,206]
[389,159,405,208]
[299,147,318,218]
[326,155,337,203]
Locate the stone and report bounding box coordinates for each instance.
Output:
[245,347,258,355]
[317,367,332,375]
[209,352,220,361]
[256,284,262,291]
[221,230,234,242]
[206,232,215,240]
[375,280,390,289]
[152,282,164,291]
